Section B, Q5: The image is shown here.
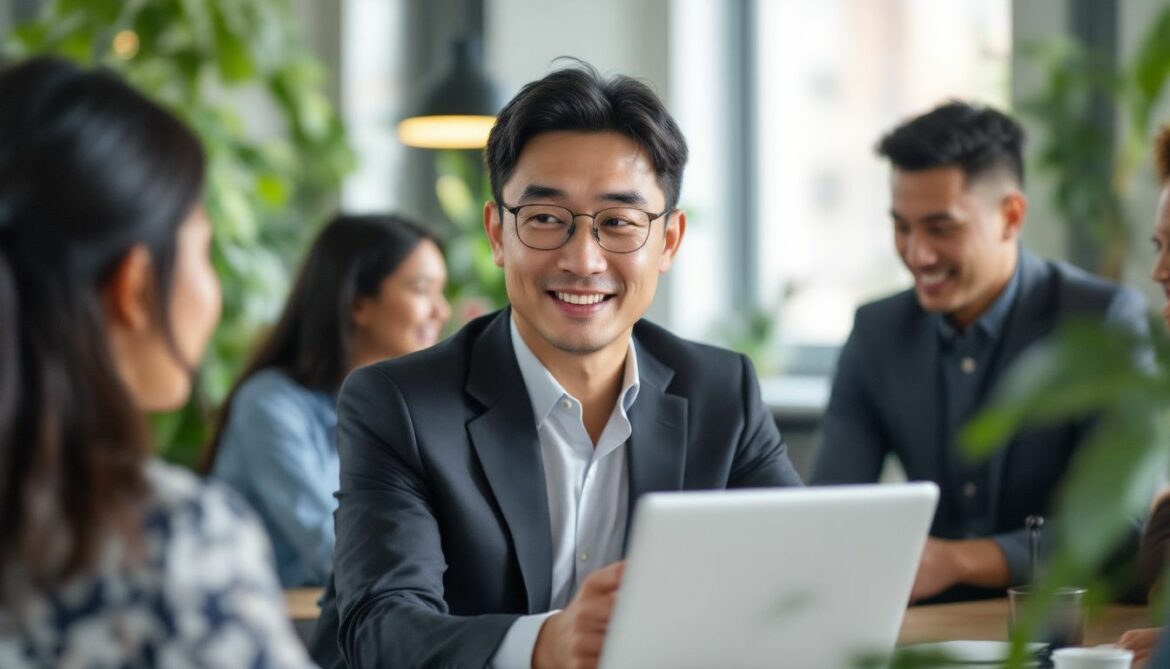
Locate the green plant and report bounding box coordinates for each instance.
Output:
[961,317,1170,667]
[434,149,508,323]
[1021,6,1170,279]
[4,0,354,467]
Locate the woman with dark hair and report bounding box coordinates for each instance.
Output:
[204,214,449,587]
[0,57,313,666]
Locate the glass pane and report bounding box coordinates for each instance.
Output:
[754,0,1011,346]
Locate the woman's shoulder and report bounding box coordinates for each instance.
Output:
[232,368,333,415]
[235,367,308,401]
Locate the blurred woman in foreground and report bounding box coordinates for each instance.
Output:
[0,57,313,667]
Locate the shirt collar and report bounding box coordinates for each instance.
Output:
[509,316,640,426]
[937,257,1022,343]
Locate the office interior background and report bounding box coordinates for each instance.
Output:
[2,0,1169,477]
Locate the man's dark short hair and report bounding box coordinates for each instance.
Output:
[1156,124,1170,184]
[876,101,1026,188]
[485,62,688,211]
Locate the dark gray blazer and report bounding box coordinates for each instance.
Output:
[309,309,802,668]
[812,250,1148,599]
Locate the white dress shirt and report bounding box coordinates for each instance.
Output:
[490,317,640,668]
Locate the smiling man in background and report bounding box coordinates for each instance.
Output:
[812,102,1148,603]
[309,63,802,669]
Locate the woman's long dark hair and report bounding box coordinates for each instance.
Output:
[199,214,434,472]
[0,58,205,596]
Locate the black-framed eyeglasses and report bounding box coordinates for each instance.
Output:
[499,202,672,254]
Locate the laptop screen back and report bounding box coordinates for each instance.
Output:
[599,483,939,669]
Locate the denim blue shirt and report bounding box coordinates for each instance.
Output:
[211,368,339,587]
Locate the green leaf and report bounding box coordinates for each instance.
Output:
[436,173,477,228]
[255,173,291,207]
[211,8,255,82]
[1054,401,1170,567]
[1129,7,1170,131]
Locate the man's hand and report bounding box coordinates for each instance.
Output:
[910,538,963,602]
[532,561,624,669]
[1118,627,1163,667]
[910,538,1010,603]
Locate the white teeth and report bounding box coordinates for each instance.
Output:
[919,271,949,285]
[555,291,606,305]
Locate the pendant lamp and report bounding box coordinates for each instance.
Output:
[397,37,504,149]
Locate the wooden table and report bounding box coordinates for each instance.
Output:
[898,598,1153,646]
[285,589,1153,649]
[285,587,324,622]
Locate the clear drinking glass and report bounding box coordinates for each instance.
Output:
[1007,586,1088,649]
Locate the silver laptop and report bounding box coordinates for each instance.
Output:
[599,483,939,669]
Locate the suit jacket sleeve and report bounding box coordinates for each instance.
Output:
[729,353,804,488]
[811,322,890,484]
[332,364,516,667]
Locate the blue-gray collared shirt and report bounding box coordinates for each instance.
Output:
[936,261,1022,539]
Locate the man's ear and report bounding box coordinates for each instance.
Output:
[1000,191,1027,241]
[102,244,154,333]
[484,201,505,267]
[658,210,686,273]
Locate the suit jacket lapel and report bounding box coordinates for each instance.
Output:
[465,310,553,613]
[623,339,687,550]
[980,250,1054,522]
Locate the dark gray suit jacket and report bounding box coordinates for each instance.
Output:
[811,250,1148,599]
[309,309,802,668]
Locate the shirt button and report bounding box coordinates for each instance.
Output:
[961,357,977,374]
[963,482,978,498]
[579,552,589,562]
[561,399,572,410]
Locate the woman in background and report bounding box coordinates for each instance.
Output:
[203,214,449,587]
[0,57,313,666]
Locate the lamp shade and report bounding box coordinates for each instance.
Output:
[397,37,504,149]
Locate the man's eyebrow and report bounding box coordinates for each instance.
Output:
[518,184,567,202]
[889,210,957,224]
[920,212,957,224]
[598,191,648,206]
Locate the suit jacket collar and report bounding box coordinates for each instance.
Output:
[465,309,553,613]
[465,311,690,601]
[622,323,688,548]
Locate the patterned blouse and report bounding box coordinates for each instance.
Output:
[0,460,318,668]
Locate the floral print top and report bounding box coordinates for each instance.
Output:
[0,460,318,668]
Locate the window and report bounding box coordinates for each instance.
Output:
[753,0,1011,348]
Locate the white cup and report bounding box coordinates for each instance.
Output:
[1051,646,1134,669]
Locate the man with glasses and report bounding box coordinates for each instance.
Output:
[309,64,802,669]
[812,102,1148,603]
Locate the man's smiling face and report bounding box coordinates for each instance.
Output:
[890,165,1022,329]
[485,130,684,359]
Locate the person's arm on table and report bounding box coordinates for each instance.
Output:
[910,537,1011,602]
